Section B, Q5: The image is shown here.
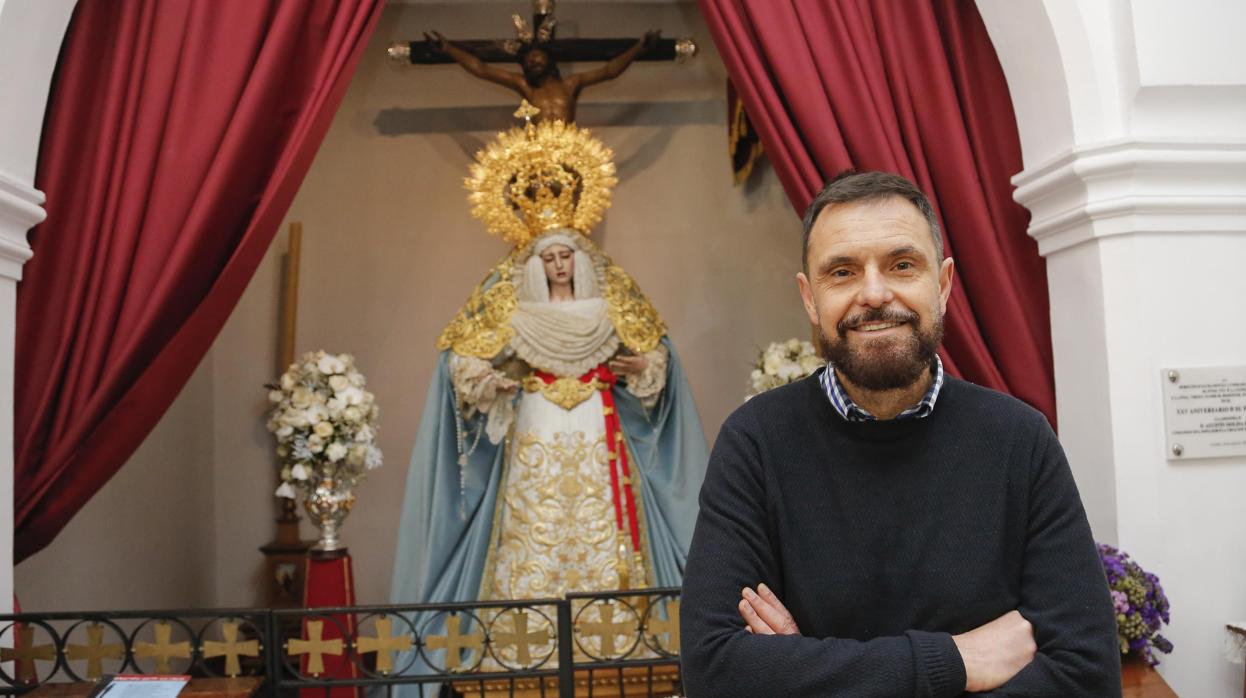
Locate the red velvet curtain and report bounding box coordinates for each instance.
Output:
[699,0,1056,426]
[14,0,382,562]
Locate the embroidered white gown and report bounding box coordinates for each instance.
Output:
[450,297,667,603]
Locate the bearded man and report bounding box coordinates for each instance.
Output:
[679,171,1121,697]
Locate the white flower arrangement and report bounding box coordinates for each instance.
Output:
[747,338,824,398]
[267,350,382,498]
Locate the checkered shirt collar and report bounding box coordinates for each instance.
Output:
[819,355,944,422]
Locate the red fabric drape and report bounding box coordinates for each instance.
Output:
[699,0,1056,426]
[14,0,382,562]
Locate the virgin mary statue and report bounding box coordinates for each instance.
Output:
[390,115,708,622]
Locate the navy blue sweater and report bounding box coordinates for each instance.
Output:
[680,373,1120,696]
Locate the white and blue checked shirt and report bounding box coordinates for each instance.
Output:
[819,355,945,422]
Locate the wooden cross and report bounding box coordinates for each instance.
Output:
[390,1,694,66]
[354,616,413,675]
[575,602,636,658]
[64,623,124,680]
[133,622,192,674]
[489,610,551,666]
[201,621,260,678]
[389,0,695,125]
[0,627,56,683]
[645,600,680,653]
[423,614,483,672]
[286,620,343,677]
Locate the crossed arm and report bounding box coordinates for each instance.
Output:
[738,583,1037,693]
[679,420,1121,697]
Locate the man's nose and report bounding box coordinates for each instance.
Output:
[856,267,893,307]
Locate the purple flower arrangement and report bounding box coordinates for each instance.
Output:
[1098,543,1173,665]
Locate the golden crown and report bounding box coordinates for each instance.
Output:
[465,104,617,245]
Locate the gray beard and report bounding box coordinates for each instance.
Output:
[818,312,943,392]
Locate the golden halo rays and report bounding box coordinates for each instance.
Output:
[465,120,618,246]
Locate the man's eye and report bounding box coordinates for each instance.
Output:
[830,269,851,278]
[895,261,913,270]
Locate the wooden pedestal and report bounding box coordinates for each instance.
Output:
[258,513,313,608]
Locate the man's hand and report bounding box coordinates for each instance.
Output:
[952,610,1036,692]
[737,584,801,635]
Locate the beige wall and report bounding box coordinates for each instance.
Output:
[15,359,217,611]
[18,1,809,609]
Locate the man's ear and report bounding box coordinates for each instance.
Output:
[938,257,955,313]
[797,272,819,326]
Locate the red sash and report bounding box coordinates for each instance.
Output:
[531,365,641,552]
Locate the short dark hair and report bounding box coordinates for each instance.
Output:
[801,170,943,270]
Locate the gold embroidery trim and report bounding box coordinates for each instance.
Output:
[465,120,617,245]
[604,265,665,353]
[436,254,520,358]
[435,239,666,357]
[522,375,607,411]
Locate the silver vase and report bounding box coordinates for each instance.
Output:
[303,478,356,558]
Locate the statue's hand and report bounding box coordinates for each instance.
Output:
[424,30,449,53]
[609,354,649,377]
[642,30,662,52]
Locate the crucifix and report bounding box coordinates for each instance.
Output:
[388,0,697,124]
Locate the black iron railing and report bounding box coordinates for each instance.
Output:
[0,588,682,698]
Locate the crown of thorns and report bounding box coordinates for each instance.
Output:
[501,12,556,54]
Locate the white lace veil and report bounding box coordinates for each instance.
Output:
[510,230,617,375]
[518,230,599,302]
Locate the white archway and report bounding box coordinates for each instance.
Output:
[0,0,77,612]
[978,1,1246,694]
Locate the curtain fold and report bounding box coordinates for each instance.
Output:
[14,0,383,562]
[699,0,1055,426]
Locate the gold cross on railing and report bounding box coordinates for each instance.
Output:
[424,614,483,671]
[576,602,636,658]
[1,627,56,683]
[490,610,551,666]
[287,620,344,677]
[134,621,192,674]
[645,600,680,652]
[355,616,413,675]
[65,623,125,680]
[202,621,260,678]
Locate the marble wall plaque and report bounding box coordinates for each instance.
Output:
[1161,366,1246,460]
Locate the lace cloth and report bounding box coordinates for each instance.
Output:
[509,298,620,377]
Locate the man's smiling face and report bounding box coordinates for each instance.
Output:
[797,195,954,391]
